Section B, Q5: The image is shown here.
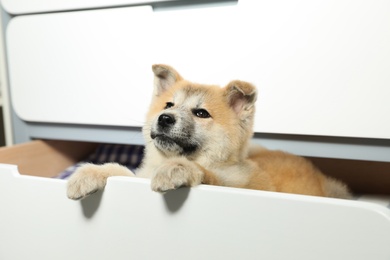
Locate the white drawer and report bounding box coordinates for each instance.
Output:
[1,162,389,260]
[6,1,390,138]
[0,0,179,15]
[0,140,389,259]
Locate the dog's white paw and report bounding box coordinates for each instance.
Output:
[151,158,204,193]
[67,163,134,200]
[67,164,108,200]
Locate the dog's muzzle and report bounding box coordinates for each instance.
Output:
[150,113,198,155]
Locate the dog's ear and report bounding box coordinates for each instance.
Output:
[224,80,257,117]
[152,64,183,96]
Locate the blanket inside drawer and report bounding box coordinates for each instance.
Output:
[56,143,144,179]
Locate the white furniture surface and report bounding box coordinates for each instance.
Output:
[1,1,390,259]
[6,0,390,139]
[0,0,179,14]
[0,11,12,146]
[1,164,389,260]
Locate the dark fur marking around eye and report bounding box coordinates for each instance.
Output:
[192,109,211,118]
[164,102,174,109]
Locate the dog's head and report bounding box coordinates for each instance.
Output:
[143,64,257,163]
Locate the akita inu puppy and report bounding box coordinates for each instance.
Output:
[67,64,351,200]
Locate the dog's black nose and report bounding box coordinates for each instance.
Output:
[158,114,176,128]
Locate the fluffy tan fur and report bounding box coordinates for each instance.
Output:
[67,64,351,200]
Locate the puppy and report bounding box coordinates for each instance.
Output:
[67,64,351,200]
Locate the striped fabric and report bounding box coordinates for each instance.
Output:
[57,143,144,179]
[57,144,390,209]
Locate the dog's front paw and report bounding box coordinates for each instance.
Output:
[67,163,135,200]
[151,158,204,193]
[67,163,108,200]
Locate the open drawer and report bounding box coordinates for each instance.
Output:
[0,140,389,259]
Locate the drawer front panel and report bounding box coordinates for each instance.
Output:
[1,165,390,260]
[6,1,390,138]
[0,0,179,15]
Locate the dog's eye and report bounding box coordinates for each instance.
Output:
[193,109,211,118]
[164,102,174,109]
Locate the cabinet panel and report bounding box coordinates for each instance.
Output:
[0,0,178,15]
[6,1,390,138]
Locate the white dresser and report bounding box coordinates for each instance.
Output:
[0,1,390,260]
[1,0,390,161]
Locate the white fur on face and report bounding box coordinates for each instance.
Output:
[143,85,250,166]
[148,90,209,157]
